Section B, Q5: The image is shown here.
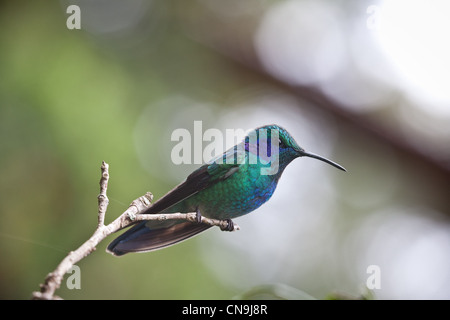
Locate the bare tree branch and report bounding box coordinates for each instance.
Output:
[32,161,239,300]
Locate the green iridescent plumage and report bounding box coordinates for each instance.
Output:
[107,124,345,256]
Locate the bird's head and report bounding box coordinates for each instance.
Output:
[245,124,346,175]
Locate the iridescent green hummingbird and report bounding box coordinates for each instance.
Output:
[107,124,345,256]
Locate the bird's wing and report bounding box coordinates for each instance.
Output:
[107,146,245,256]
[143,145,245,214]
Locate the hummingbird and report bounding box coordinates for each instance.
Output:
[107,124,346,256]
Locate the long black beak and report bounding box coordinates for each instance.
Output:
[300,150,346,172]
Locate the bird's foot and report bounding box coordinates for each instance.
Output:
[195,209,202,224]
[220,219,235,232]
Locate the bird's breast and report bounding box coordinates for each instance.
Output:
[194,169,279,220]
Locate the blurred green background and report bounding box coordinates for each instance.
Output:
[1,0,450,299]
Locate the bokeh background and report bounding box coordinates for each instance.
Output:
[1,0,450,299]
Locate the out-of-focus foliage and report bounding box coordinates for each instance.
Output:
[1,0,450,299]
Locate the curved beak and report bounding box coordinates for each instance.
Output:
[300,150,346,172]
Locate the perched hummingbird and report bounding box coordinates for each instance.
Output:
[107,124,345,256]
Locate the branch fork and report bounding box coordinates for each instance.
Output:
[32,161,239,300]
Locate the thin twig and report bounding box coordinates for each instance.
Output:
[32,161,238,300]
[97,161,109,228]
[131,212,240,231]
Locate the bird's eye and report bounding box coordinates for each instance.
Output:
[278,138,285,148]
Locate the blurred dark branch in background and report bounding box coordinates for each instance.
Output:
[204,39,450,178]
[174,1,450,207]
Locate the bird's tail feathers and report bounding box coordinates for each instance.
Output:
[106,221,211,256]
